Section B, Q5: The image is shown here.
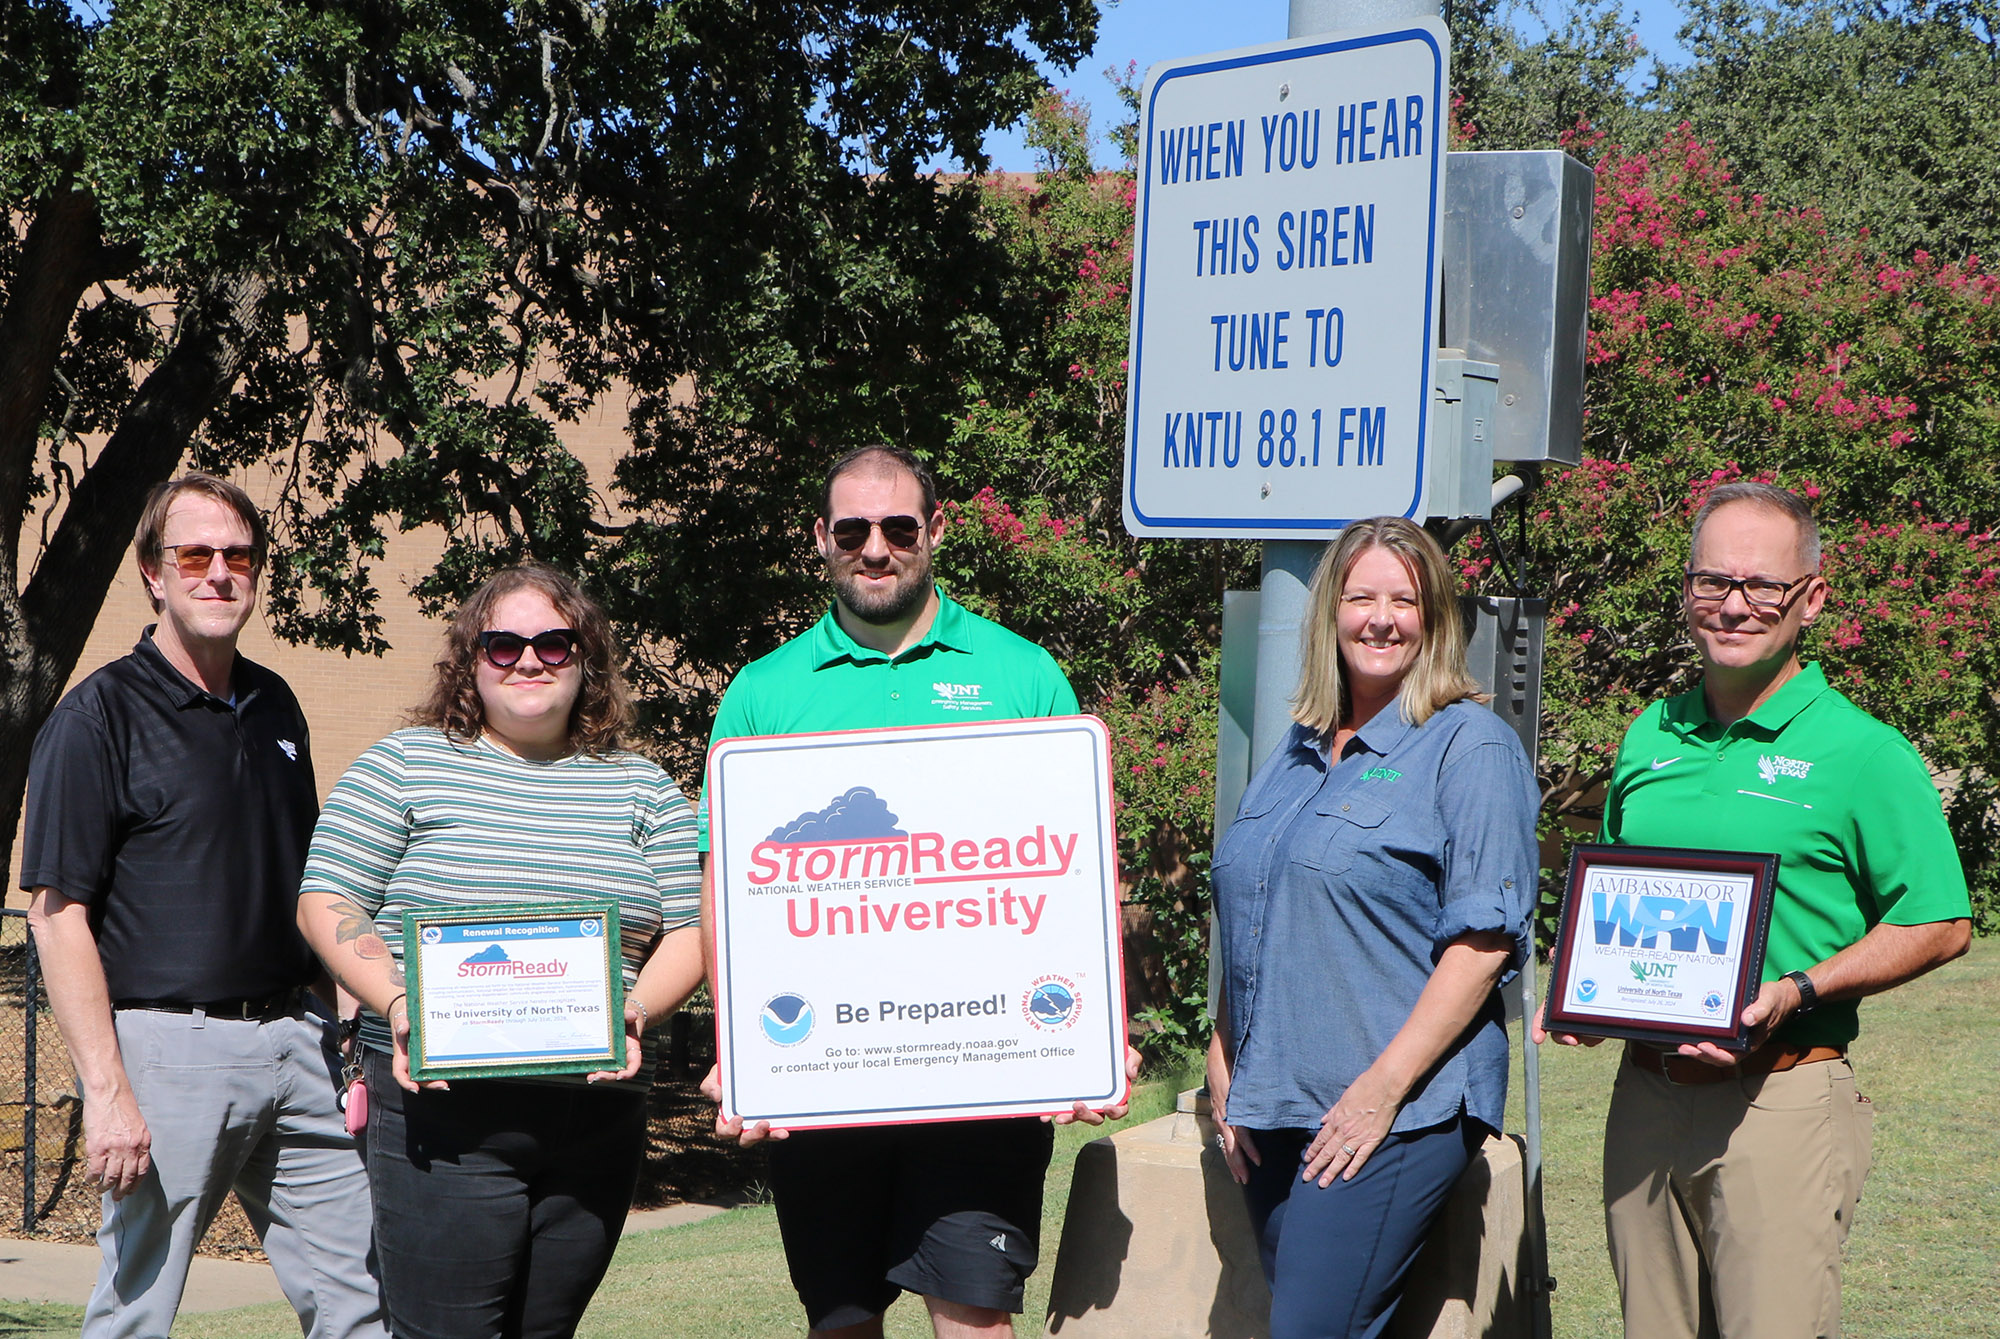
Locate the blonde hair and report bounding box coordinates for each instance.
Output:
[1292,517,1485,735]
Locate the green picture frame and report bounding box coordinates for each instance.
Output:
[403,901,626,1081]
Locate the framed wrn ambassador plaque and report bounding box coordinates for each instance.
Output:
[1544,843,1779,1050]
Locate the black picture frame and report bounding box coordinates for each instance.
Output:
[1544,843,1779,1050]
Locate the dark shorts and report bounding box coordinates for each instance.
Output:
[767,1117,1056,1330]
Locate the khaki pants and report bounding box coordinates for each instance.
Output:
[1602,1053,1873,1339]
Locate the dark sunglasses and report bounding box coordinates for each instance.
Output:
[164,543,257,577]
[478,628,581,669]
[828,514,925,552]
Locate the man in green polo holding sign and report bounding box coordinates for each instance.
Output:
[1537,481,1971,1339]
[699,444,1132,1339]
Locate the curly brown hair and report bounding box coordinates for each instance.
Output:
[412,563,632,756]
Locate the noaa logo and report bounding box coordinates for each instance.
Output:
[1021,975,1081,1031]
[420,926,443,946]
[760,994,815,1047]
[1702,991,1726,1016]
[580,919,602,937]
[1576,978,1599,1002]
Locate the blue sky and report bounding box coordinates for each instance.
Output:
[979,1,1693,171]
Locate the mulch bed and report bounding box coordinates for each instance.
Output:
[0,1006,767,1260]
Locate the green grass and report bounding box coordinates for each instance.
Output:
[1519,938,2000,1339]
[574,1067,1200,1339]
[8,946,1995,1337]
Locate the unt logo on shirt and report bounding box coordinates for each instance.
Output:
[931,681,990,711]
[1756,753,1813,784]
[1359,767,1402,782]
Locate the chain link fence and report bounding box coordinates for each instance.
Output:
[0,907,96,1242]
[0,910,756,1251]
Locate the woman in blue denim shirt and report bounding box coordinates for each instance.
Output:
[1205,517,1538,1339]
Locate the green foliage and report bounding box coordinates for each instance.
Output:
[0,0,1098,858]
[1663,0,2000,262]
[1507,126,2000,937]
[927,86,1257,1055]
[1454,0,2000,264]
[1448,0,1659,152]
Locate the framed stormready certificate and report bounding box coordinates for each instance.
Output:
[708,716,1128,1130]
[404,902,625,1080]
[1544,844,1778,1050]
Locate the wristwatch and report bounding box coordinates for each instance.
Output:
[1782,969,1819,1014]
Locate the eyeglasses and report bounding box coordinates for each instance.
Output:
[478,629,581,668]
[163,544,256,577]
[1684,570,1817,610]
[828,515,925,552]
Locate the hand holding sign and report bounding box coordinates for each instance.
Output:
[708,717,1128,1130]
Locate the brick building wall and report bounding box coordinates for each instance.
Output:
[5,394,641,905]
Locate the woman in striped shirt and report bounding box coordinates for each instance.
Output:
[298,563,702,1339]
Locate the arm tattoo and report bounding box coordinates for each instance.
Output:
[327,898,379,946]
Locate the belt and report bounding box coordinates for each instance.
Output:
[113,987,306,1022]
[1625,1041,1845,1086]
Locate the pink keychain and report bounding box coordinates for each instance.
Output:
[343,1074,369,1135]
[338,1012,367,1134]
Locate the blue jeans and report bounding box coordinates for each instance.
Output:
[361,1052,647,1339]
[1241,1116,1482,1339]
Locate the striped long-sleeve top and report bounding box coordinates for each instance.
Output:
[300,727,699,1082]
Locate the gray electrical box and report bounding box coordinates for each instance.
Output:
[1460,594,1547,769]
[1443,151,1594,464]
[1431,354,1501,520]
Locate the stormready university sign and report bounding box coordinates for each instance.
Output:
[1124,19,1448,537]
[706,717,1128,1129]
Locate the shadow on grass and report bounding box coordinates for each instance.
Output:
[0,1301,82,1338]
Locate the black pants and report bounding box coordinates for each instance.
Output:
[362,1051,647,1339]
[768,1118,1055,1330]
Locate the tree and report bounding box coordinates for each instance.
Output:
[1661,0,2000,262]
[0,0,1092,868]
[1447,0,1659,153]
[1454,0,2000,262]
[1488,124,2000,935]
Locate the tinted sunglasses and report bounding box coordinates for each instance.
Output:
[478,628,581,669]
[164,544,256,577]
[828,514,925,551]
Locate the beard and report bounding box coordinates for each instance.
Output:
[830,550,933,625]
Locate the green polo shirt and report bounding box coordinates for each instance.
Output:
[696,589,1078,849]
[1602,663,1969,1047]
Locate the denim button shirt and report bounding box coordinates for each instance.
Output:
[1213,700,1538,1134]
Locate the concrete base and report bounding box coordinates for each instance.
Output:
[1043,1093,1532,1338]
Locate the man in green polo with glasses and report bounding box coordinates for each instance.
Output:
[697,444,1132,1339]
[1537,480,1971,1339]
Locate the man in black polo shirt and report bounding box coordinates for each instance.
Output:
[23,474,385,1339]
